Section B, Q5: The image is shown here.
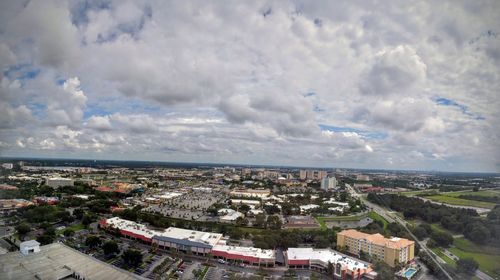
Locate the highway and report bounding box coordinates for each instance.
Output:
[357,190,494,280]
[356,190,454,280]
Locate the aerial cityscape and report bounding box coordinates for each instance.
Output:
[0,1,499,280]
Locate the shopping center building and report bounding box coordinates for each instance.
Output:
[285,247,376,280]
[211,245,275,266]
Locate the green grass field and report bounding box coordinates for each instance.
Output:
[430,247,456,266]
[368,211,388,229]
[448,238,500,279]
[424,195,496,209]
[442,190,500,198]
[56,223,85,235]
[401,190,436,196]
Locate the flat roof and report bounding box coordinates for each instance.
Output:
[160,227,223,247]
[213,245,275,260]
[338,229,414,249]
[104,217,223,247]
[105,217,159,239]
[287,248,370,271]
[0,243,143,280]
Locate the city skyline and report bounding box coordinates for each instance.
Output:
[1,1,499,172]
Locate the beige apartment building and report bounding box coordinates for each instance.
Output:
[337,229,415,267]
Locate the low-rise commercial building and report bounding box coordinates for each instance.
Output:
[0,199,34,214]
[285,247,374,280]
[99,217,224,255]
[229,188,270,198]
[212,245,275,266]
[337,229,415,267]
[46,177,74,188]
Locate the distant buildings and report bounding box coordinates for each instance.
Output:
[229,188,270,198]
[33,196,59,205]
[46,177,74,188]
[299,170,328,180]
[356,174,370,181]
[1,163,13,169]
[218,208,244,223]
[0,199,34,214]
[0,184,18,190]
[337,229,415,267]
[299,204,320,213]
[0,242,141,280]
[321,176,337,190]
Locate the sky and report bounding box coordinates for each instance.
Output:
[0,0,499,172]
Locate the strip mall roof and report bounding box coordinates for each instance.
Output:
[287,247,370,271]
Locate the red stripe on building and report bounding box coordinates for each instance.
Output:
[288,259,309,266]
[120,229,152,243]
[211,250,261,263]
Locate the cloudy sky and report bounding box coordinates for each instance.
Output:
[1,1,499,172]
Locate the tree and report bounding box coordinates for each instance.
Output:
[412,226,429,240]
[16,223,31,240]
[457,258,479,275]
[85,235,102,248]
[36,234,54,245]
[122,249,143,267]
[73,208,84,219]
[235,217,249,226]
[466,225,490,244]
[82,214,95,226]
[430,231,453,247]
[265,215,282,230]
[264,204,280,215]
[238,204,251,214]
[254,213,266,228]
[327,261,334,275]
[63,228,75,237]
[119,209,138,221]
[373,260,395,280]
[102,240,120,256]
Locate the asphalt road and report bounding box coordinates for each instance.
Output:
[359,193,496,280]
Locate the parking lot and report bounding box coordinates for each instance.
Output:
[144,190,227,221]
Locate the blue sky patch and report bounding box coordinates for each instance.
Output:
[319,124,387,139]
[3,64,40,83]
[435,97,485,120]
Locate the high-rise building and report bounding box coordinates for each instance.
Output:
[299,170,328,180]
[321,177,337,190]
[316,170,328,180]
[337,229,415,267]
[299,170,307,180]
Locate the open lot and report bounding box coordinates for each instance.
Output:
[447,238,500,279]
[423,195,496,209]
[315,211,388,230]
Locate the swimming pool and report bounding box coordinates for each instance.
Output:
[404,268,417,279]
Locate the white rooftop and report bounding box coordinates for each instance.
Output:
[162,227,223,246]
[213,245,275,260]
[230,199,261,205]
[105,217,223,246]
[287,248,369,271]
[300,204,320,211]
